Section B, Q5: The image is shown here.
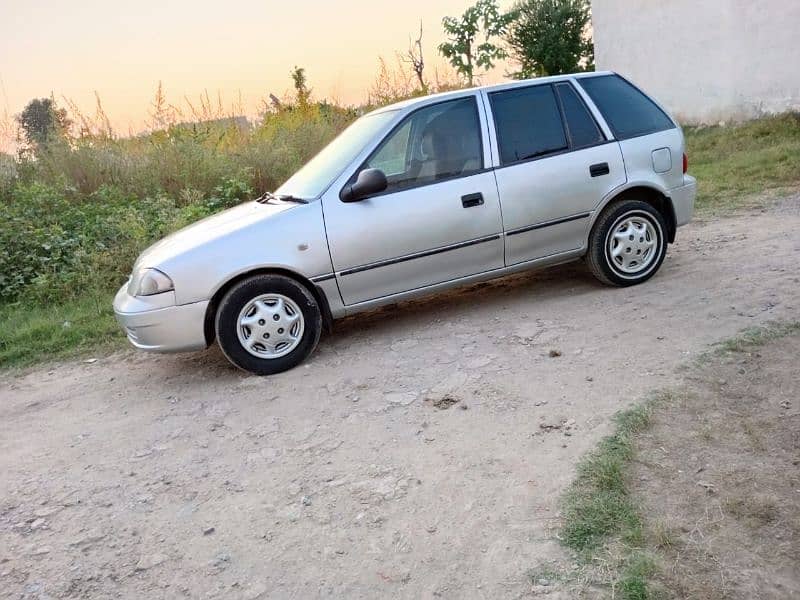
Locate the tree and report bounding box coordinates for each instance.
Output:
[438,0,514,86]
[506,0,594,78]
[16,97,70,148]
[290,66,312,108]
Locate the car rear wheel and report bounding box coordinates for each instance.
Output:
[215,274,322,375]
[586,200,667,286]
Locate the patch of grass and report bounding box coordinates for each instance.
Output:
[723,495,779,527]
[714,321,800,353]
[696,320,800,365]
[618,554,657,600]
[0,293,123,368]
[685,112,800,213]
[651,520,679,551]
[560,398,666,599]
[562,402,653,553]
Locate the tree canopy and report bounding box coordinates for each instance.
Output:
[506,0,594,78]
[438,0,514,86]
[16,98,70,149]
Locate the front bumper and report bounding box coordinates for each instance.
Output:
[113,284,209,353]
[671,174,697,227]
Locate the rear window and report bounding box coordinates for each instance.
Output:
[579,75,674,140]
[490,85,567,165]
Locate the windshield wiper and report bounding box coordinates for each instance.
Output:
[255,192,309,205]
[277,194,309,204]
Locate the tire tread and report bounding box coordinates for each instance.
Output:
[215,274,322,375]
[586,199,667,287]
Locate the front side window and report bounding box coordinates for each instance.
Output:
[358,97,483,193]
[578,74,674,140]
[490,85,568,165]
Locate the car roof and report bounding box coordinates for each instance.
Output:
[370,70,616,115]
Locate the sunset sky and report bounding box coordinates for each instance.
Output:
[1,0,514,134]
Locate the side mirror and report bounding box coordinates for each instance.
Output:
[340,168,388,202]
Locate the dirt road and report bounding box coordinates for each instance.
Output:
[2,198,798,599]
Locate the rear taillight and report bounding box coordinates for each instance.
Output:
[682,152,688,174]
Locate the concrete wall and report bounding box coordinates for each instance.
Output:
[592,0,800,124]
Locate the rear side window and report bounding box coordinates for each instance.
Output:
[555,83,604,149]
[490,85,567,165]
[579,75,674,140]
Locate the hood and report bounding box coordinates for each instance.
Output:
[135,200,295,270]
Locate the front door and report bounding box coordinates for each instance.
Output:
[486,81,626,266]
[322,96,504,306]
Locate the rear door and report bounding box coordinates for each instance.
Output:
[323,95,504,306]
[486,81,626,266]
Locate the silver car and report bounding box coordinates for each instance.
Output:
[114,71,696,375]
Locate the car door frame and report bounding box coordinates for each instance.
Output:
[478,78,626,265]
[318,90,506,308]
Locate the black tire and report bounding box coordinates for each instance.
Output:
[215,274,322,375]
[586,200,668,287]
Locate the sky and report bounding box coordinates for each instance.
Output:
[0,0,513,135]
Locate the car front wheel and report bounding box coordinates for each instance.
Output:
[586,200,668,286]
[215,274,322,375]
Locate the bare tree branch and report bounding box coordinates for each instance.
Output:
[401,20,427,92]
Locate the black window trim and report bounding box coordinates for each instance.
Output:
[340,95,487,202]
[553,81,607,151]
[488,81,613,171]
[577,73,677,142]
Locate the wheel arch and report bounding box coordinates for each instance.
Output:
[591,184,677,243]
[203,267,334,346]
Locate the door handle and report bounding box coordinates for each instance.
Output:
[461,193,484,208]
[589,162,610,177]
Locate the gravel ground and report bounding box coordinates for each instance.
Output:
[1,197,798,599]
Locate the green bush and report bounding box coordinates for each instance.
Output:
[0,104,353,306]
[0,182,173,302]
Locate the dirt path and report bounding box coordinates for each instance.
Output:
[2,198,799,600]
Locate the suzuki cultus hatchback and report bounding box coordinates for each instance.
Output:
[114,72,696,375]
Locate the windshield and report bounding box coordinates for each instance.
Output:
[276,110,398,199]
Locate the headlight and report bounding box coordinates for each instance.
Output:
[128,268,174,297]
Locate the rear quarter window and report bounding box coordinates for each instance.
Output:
[555,82,604,149]
[579,75,674,140]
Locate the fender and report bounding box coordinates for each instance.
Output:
[588,179,678,243]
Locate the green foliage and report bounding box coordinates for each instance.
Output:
[0,174,259,305]
[0,183,177,302]
[618,555,656,600]
[506,0,594,78]
[438,0,514,86]
[684,112,800,213]
[291,66,312,108]
[1,82,353,312]
[16,97,71,149]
